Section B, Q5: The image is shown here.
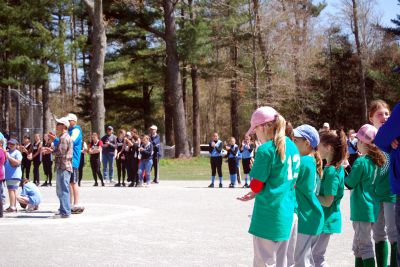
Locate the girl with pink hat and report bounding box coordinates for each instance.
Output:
[238,106,300,267]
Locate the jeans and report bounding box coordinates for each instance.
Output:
[138,159,153,185]
[102,153,115,181]
[396,195,400,265]
[56,169,71,216]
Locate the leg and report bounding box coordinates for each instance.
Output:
[57,169,71,216]
[34,160,41,184]
[0,184,3,217]
[48,161,53,185]
[102,154,109,181]
[210,157,216,185]
[138,161,145,184]
[78,155,84,186]
[122,159,126,184]
[153,156,159,182]
[109,155,115,182]
[383,202,398,267]
[8,189,17,208]
[96,159,104,185]
[312,233,331,267]
[145,160,153,185]
[295,234,318,267]
[373,203,389,267]
[253,236,278,267]
[26,160,31,179]
[70,168,81,209]
[396,195,400,266]
[90,159,98,184]
[216,157,223,184]
[116,157,122,184]
[287,213,298,267]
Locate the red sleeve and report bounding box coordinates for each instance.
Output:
[250,178,265,194]
[98,141,103,147]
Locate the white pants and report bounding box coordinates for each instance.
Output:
[352,221,374,259]
[312,233,331,267]
[295,233,319,267]
[253,214,298,267]
[373,202,397,244]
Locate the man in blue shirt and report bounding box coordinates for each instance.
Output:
[150,125,161,184]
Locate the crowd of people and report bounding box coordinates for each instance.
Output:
[0,113,161,219]
[224,99,400,267]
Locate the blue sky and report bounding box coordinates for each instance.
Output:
[321,0,399,27]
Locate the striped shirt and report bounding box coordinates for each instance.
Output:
[54,132,73,172]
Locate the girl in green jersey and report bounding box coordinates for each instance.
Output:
[346,124,385,267]
[313,129,347,267]
[369,100,397,267]
[293,124,325,267]
[238,106,300,267]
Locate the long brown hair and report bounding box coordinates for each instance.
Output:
[320,129,348,168]
[313,150,323,178]
[365,143,386,167]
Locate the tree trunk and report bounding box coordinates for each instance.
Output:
[351,0,368,122]
[42,78,51,135]
[191,65,200,156]
[164,73,174,146]
[230,43,239,141]
[181,65,187,115]
[250,0,259,108]
[163,0,190,157]
[70,0,77,103]
[142,83,152,130]
[84,0,106,137]
[58,11,67,96]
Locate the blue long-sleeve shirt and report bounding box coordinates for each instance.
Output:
[375,102,400,194]
[227,144,239,159]
[140,143,153,160]
[151,134,161,157]
[209,140,223,157]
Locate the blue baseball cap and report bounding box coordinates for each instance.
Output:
[293,124,320,149]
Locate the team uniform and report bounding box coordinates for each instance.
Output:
[209,140,223,187]
[241,142,254,187]
[116,137,126,185]
[89,140,104,186]
[126,139,140,186]
[42,140,53,186]
[294,155,324,267]
[32,141,42,185]
[346,156,380,266]
[21,142,32,179]
[138,142,153,186]
[249,137,300,267]
[313,165,345,266]
[227,144,239,188]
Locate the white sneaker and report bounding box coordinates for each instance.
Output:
[26,204,35,212]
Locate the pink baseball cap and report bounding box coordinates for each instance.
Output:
[356,124,377,145]
[246,106,278,136]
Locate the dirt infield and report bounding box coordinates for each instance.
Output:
[1,181,353,266]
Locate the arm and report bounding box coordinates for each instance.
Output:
[318,195,334,207]
[7,151,22,167]
[215,141,222,153]
[32,143,42,159]
[375,102,400,153]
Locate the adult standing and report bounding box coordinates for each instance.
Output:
[46,117,73,218]
[149,125,161,184]
[66,113,84,214]
[101,126,117,184]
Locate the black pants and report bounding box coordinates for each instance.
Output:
[90,158,104,185]
[116,157,126,183]
[242,158,251,174]
[33,159,41,184]
[79,155,85,185]
[42,158,53,184]
[210,157,223,177]
[152,155,159,182]
[228,158,237,175]
[22,158,31,179]
[126,157,139,183]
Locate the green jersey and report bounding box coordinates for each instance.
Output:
[295,155,324,235]
[319,165,345,234]
[345,156,380,222]
[249,137,300,241]
[372,152,396,203]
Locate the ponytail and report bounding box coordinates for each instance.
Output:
[366,143,386,167]
[313,150,323,178]
[320,129,348,168]
[274,114,286,162]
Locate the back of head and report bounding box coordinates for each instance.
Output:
[320,129,348,168]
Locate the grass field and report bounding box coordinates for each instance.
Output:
[34,156,243,182]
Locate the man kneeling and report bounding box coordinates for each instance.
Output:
[17,178,42,211]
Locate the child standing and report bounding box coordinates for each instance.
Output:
[19,136,32,180]
[240,135,254,188]
[368,100,398,267]
[226,137,239,188]
[115,129,127,187]
[313,129,347,266]
[138,135,153,187]
[4,139,23,213]
[292,124,325,267]
[41,134,54,187]
[88,132,104,187]
[346,124,383,267]
[17,178,42,211]
[208,133,223,188]
[31,134,42,186]
[238,106,300,267]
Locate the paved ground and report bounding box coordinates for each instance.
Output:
[1,181,354,267]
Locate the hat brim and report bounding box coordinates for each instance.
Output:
[246,126,256,136]
[293,129,303,138]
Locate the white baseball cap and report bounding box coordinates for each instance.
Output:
[67,113,78,122]
[150,125,158,130]
[323,122,330,128]
[56,117,70,128]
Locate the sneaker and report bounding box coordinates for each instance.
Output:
[110,179,115,184]
[137,183,143,188]
[229,184,234,188]
[41,182,48,187]
[5,207,17,213]
[101,183,105,187]
[122,183,126,187]
[71,206,85,214]
[26,204,37,212]
[219,183,223,188]
[208,183,214,188]
[53,214,70,219]
[49,183,52,186]
[93,183,98,187]
[114,183,121,187]
[243,183,249,188]
[152,180,159,184]
[128,182,134,187]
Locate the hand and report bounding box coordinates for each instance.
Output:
[211,142,216,148]
[392,139,399,150]
[48,132,56,141]
[226,146,230,150]
[139,147,144,152]
[237,191,256,202]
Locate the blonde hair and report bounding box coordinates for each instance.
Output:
[365,143,386,167]
[273,114,286,162]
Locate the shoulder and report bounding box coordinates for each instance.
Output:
[300,155,314,165]
[257,141,275,155]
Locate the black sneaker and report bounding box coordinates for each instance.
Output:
[93,183,98,187]
[229,184,234,188]
[152,180,159,184]
[101,183,105,187]
[243,183,249,188]
[219,183,223,188]
[208,183,214,188]
[41,182,48,187]
[128,182,134,187]
[49,183,52,187]
[114,183,121,187]
[122,183,126,187]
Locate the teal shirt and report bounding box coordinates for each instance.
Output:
[319,165,345,234]
[249,137,300,241]
[295,155,324,235]
[346,156,380,222]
